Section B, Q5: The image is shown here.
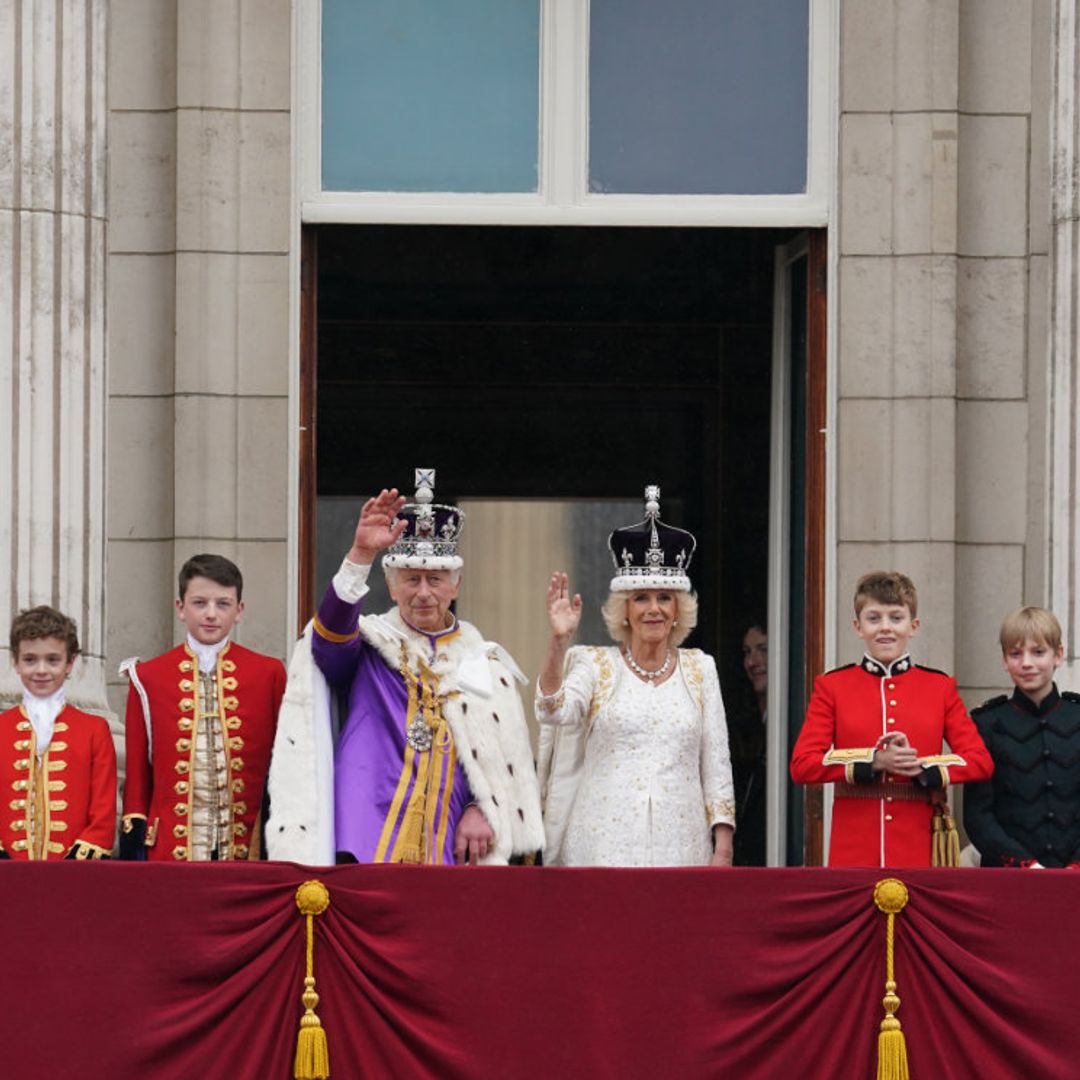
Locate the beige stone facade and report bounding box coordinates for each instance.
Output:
[106,0,292,721]
[3,3,1079,779]
[837,0,1060,708]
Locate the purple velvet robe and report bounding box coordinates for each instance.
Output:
[312,582,473,864]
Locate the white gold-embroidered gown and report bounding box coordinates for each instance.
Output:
[536,645,736,867]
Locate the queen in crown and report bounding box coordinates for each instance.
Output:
[535,485,736,867]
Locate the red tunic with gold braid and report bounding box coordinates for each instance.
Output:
[122,642,285,861]
[790,656,993,867]
[0,704,117,860]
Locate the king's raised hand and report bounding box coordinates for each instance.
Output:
[348,488,408,564]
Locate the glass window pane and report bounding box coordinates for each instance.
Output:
[589,0,809,195]
[322,0,540,193]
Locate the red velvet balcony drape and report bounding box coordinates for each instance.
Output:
[2,864,1074,1079]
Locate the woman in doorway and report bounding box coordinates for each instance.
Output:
[729,621,768,865]
[536,487,735,867]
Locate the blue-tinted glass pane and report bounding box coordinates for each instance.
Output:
[589,0,809,195]
[322,0,540,193]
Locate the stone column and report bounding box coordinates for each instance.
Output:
[0,0,110,718]
[1049,0,1080,684]
[835,1,962,671]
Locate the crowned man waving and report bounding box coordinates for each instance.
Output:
[267,470,544,865]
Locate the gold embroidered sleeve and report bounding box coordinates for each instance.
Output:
[312,616,361,644]
[706,799,737,827]
[534,683,566,716]
[823,747,877,766]
[69,839,111,860]
[918,753,966,768]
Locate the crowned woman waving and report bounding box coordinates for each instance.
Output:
[536,486,735,867]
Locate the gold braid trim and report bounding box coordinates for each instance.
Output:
[121,813,147,833]
[312,616,360,644]
[393,658,452,864]
[69,839,110,860]
[823,746,877,765]
[917,753,966,769]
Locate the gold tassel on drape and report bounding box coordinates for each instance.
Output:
[294,880,331,1080]
[873,878,911,1080]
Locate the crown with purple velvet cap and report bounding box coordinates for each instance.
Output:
[608,484,695,592]
[382,468,465,571]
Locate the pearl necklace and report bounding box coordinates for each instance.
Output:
[624,647,673,682]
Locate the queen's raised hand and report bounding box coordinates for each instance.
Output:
[546,572,583,641]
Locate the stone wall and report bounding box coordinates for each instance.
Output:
[106,0,293,720]
[835,0,1052,704]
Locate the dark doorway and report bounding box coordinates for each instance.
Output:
[309,224,795,689]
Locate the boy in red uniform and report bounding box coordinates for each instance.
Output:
[120,555,286,861]
[1,606,116,859]
[790,571,992,867]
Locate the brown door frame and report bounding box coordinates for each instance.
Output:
[801,228,828,866]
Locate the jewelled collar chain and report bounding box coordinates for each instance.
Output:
[623,647,673,682]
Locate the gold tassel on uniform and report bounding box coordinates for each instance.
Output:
[294,880,331,1080]
[873,878,911,1080]
[930,802,961,867]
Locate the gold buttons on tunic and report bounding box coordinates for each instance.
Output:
[885,814,894,822]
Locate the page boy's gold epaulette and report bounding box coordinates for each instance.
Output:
[971,694,1008,716]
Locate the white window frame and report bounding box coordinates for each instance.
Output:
[296,0,837,227]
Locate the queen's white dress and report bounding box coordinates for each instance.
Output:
[536,645,735,867]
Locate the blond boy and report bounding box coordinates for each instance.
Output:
[964,607,1080,868]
